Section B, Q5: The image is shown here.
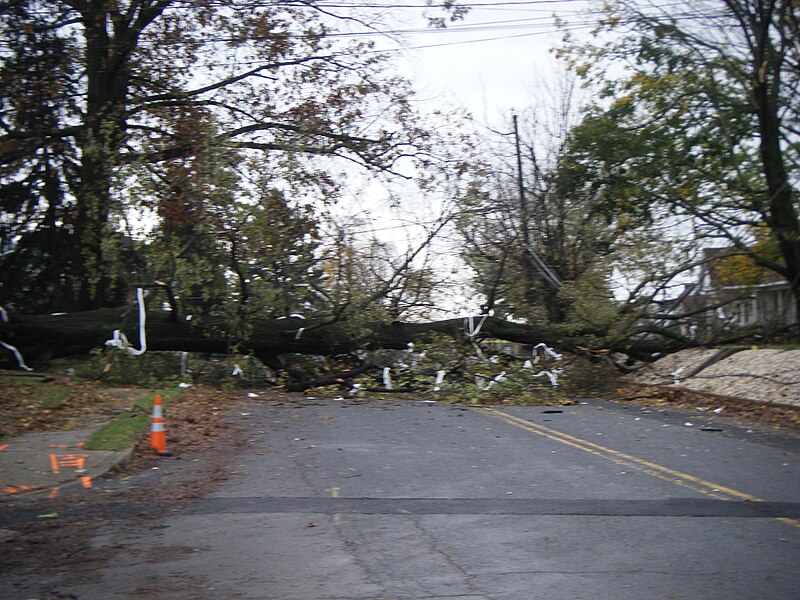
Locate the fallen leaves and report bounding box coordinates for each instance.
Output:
[615,383,800,431]
[0,375,150,437]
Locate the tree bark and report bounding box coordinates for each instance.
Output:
[70,2,154,309]
[0,307,694,371]
[736,0,800,328]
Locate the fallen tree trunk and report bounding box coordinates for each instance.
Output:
[1,308,566,362]
[0,306,692,370]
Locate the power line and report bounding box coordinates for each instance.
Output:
[7,0,729,52]
[171,1,589,8]
[0,21,599,70]
[109,11,599,46]
[0,14,600,55]
[4,1,733,59]
[12,0,600,18]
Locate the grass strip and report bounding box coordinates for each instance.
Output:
[83,388,183,451]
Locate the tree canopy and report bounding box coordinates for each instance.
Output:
[2,0,798,384]
[0,0,465,314]
[457,71,619,331]
[560,0,800,323]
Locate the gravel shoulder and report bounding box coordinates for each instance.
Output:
[627,348,800,408]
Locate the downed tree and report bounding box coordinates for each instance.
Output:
[1,305,694,372]
[1,308,557,362]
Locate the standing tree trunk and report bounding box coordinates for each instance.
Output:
[749,0,800,323]
[69,2,165,309]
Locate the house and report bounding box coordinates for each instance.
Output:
[679,248,797,336]
[720,280,796,328]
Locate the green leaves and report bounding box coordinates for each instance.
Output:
[1,0,460,315]
[557,0,800,337]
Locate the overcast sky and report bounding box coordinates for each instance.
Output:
[385,1,595,123]
[323,2,600,315]
[330,2,598,206]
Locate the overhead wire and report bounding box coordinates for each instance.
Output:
[5,1,731,54]
[93,8,600,46]
[0,13,602,59]
[0,1,735,80]
[167,1,590,8]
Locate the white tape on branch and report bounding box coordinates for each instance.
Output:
[482,370,508,391]
[105,288,147,356]
[464,314,489,358]
[531,368,563,387]
[382,367,393,390]
[463,314,489,339]
[129,288,147,355]
[0,340,33,371]
[105,329,128,350]
[433,370,446,391]
[531,343,562,363]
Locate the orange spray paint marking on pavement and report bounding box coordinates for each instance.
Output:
[0,444,9,452]
[3,484,35,494]
[49,453,89,474]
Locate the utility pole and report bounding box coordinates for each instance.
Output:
[513,113,530,250]
[512,112,561,290]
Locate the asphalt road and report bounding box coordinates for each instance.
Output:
[51,398,800,599]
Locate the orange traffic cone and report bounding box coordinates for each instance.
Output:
[149,395,172,456]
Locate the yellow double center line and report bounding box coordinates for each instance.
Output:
[474,407,800,529]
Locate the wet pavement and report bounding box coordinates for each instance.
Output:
[20,397,797,600]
